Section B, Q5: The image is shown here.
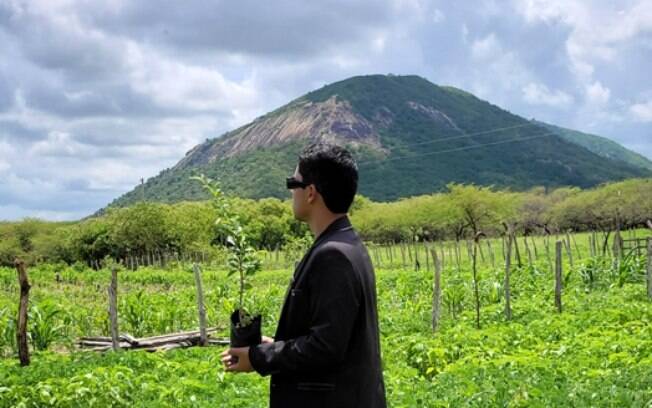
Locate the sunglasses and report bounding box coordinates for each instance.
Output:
[286,176,311,190]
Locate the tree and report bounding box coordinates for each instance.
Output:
[446,184,518,239]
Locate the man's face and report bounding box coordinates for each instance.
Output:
[291,166,310,221]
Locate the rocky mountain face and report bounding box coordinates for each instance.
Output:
[175,96,384,169]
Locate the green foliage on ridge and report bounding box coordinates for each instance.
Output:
[534,120,652,171]
[2,178,651,267]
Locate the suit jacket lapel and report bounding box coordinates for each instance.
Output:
[276,216,353,337]
[292,216,352,284]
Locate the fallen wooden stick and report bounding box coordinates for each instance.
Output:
[79,340,132,348]
[129,327,219,342]
[80,333,139,345]
[79,328,220,346]
[78,328,229,353]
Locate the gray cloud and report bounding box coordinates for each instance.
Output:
[0,0,650,221]
[22,80,186,119]
[0,120,47,141]
[0,74,12,112]
[82,1,394,58]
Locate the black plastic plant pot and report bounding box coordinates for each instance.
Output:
[230,310,262,348]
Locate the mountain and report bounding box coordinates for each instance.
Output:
[532,120,652,171]
[106,75,651,209]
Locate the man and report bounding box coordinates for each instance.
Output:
[221,143,387,408]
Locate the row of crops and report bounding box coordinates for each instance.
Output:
[1,230,651,407]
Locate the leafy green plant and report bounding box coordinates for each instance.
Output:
[282,234,312,268]
[122,289,152,337]
[193,175,262,328]
[29,303,66,351]
[483,280,504,304]
[609,253,646,288]
[0,307,17,357]
[578,257,607,289]
[443,280,465,320]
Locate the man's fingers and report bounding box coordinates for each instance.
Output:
[220,347,251,373]
[220,349,236,368]
[227,347,246,356]
[220,348,240,358]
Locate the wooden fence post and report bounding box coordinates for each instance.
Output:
[569,232,581,259]
[504,233,513,321]
[646,239,652,301]
[555,241,563,314]
[531,236,539,259]
[373,247,379,267]
[563,237,574,269]
[15,259,31,366]
[523,236,533,267]
[424,243,430,271]
[513,234,523,268]
[108,266,120,351]
[440,243,446,271]
[466,240,473,261]
[431,249,442,332]
[193,264,208,346]
[487,240,496,270]
[384,245,389,267]
[613,230,624,260]
[544,236,553,273]
[472,235,482,329]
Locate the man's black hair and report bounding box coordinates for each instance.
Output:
[298,142,358,213]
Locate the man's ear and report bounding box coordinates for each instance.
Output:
[306,184,317,204]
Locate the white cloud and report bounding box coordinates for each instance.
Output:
[0,204,84,222]
[514,0,652,83]
[0,141,14,174]
[30,131,90,157]
[125,43,260,113]
[432,9,445,23]
[372,34,388,53]
[585,81,611,105]
[0,140,15,155]
[471,33,501,60]
[466,33,534,105]
[522,83,573,107]
[630,101,652,122]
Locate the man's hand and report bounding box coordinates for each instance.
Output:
[262,336,274,344]
[221,347,253,373]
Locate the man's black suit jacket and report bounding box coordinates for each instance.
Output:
[249,216,387,407]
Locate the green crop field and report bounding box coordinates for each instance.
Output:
[1,231,651,407]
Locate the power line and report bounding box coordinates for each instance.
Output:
[378,122,535,152]
[357,131,558,167]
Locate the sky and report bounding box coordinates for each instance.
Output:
[0,0,651,221]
